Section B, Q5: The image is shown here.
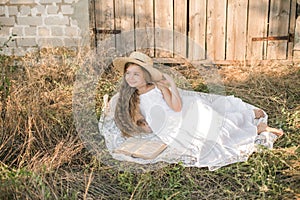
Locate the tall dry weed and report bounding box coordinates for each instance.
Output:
[1,48,77,168]
[0,48,91,199]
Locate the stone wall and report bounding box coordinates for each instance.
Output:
[0,0,89,56]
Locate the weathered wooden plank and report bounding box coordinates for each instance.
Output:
[115,0,135,54]
[192,58,295,66]
[154,0,173,57]
[89,0,96,47]
[135,0,155,56]
[267,0,290,60]
[206,0,227,61]
[95,0,115,37]
[288,0,296,59]
[153,57,186,64]
[174,0,187,58]
[226,0,248,61]
[95,0,116,49]
[188,0,206,61]
[247,0,269,60]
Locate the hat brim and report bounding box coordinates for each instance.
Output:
[113,57,163,82]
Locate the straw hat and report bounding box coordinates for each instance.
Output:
[112,52,163,82]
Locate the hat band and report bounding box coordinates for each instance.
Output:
[133,57,152,66]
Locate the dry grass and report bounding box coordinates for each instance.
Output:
[0,48,299,199]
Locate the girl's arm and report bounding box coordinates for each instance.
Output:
[156,73,182,112]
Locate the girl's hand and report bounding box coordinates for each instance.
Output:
[157,73,176,87]
[156,73,182,112]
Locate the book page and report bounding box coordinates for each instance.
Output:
[132,140,167,159]
[113,137,167,160]
[113,138,142,156]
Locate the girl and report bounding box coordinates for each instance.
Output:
[100,51,283,170]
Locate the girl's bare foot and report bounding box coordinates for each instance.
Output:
[257,122,284,137]
[254,109,265,119]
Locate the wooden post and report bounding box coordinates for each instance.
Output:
[154,0,173,57]
[226,0,248,61]
[207,0,227,61]
[115,0,135,54]
[267,0,291,60]
[96,0,115,39]
[174,0,187,58]
[247,0,269,61]
[188,0,206,61]
[289,0,297,60]
[135,0,155,57]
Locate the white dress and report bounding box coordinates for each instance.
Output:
[99,87,278,171]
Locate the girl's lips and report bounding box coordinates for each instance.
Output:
[127,81,136,86]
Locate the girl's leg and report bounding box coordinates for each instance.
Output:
[257,122,284,137]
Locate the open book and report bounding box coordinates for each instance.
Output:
[113,137,167,160]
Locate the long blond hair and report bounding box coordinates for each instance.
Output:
[114,63,153,137]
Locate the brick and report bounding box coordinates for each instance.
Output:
[0,27,10,35]
[0,37,7,43]
[65,26,78,37]
[16,37,36,46]
[0,47,12,56]
[64,37,81,47]
[61,5,74,15]
[31,7,37,16]
[0,37,6,44]
[70,18,78,26]
[0,6,5,16]
[36,5,46,15]
[38,37,64,47]
[0,0,9,4]
[26,47,39,54]
[64,0,75,3]
[44,16,69,25]
[24,27,36,36]
[17,17,42,26]
[12,47,27,56]
[20,5,31,16]
[10,0,34,4]
[31,5,46,16]
[38,27,50,36]
[0,37,16,47]
[1,47,15,56]
[51,26,63,36]
[11,27,23,36]
[40,0,62,3]
[8,6,18,16]
[0,17,15,26]
[47,5,59,14]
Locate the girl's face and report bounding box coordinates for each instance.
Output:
[125,63,147,88]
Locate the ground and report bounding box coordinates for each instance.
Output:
[0,49,299,199]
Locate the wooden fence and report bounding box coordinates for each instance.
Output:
[90,0,296,62]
